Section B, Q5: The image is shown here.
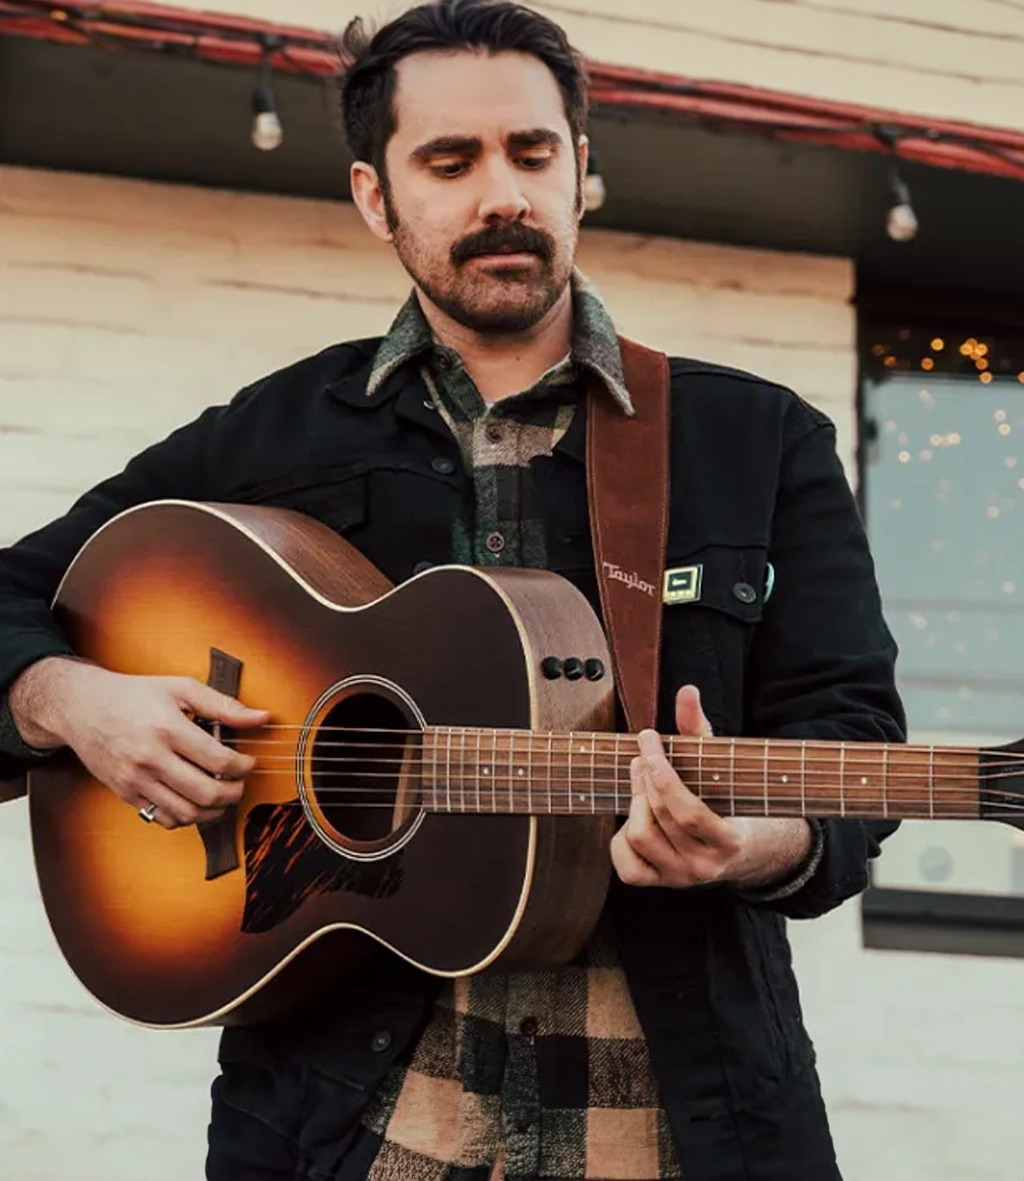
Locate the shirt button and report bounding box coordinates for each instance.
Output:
[732,581,757,604]
[485,422,504,443]
[413,561,434,575]
[486,532,506,554]
[431,457,455,475]
[370,1029,392,1053]
[518,1016,538,1037]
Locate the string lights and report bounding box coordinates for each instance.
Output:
[2,0,1024,237]
[251,33,283,151]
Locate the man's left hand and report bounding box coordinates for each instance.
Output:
[610,685,813,890]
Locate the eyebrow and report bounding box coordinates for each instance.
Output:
[507,128,563,151]
[410,128,564,164]
[411,135,483,164]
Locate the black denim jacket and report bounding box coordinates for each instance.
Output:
[0,339,905,1180]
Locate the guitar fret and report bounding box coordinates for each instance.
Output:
[882,745,889,819]
[547,732,554,815]
[476,729,482,815]
[526,730,532,814]
[697,738,704,803]
[839,744,846,817]
[491,729,498,815]
[800,741,807,818]
[763,743,769,817]
[508,732,515,814]
[428,729,435,811]
[617,734,627,811]
[928,747,935,819]
[591,736,596,815]
[445,726,452,815]
[730,737,736,817]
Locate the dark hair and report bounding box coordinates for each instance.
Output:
[338,0,589,180]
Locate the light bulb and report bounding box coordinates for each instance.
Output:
[583,171,606,213]
[252,109,283,152]
[885,164,918,241]
[886,201,918,242]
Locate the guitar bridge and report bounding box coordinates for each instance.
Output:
[196,648,243,880]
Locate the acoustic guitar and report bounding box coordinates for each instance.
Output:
[17,501,1023,1029]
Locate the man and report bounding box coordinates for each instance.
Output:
[0,2,904,1179]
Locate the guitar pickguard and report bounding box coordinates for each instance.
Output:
[240,802,404,934]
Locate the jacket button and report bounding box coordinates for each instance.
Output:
[431,457,455,475]
[370,1029,392,1053]
[732,581,757,604]
[413,561,434,575]
[518,1016,538,1037]
[485,531,506,554]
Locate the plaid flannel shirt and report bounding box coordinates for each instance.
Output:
[348,275,683,1181]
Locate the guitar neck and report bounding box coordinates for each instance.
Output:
[419,729,1001,821]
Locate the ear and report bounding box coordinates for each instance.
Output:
[350,161,393,243]
[576,134,590,220]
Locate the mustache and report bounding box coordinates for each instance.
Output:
[451,223,555,266]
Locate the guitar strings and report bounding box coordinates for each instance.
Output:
[236,792,1024,817]
[227,746,1012,772]
[222,739,1024,774]
[217,724,1024,761]
[222,752,1024,792]
[231,771,1024,810]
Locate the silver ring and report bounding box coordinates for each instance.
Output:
[138,800,158,824]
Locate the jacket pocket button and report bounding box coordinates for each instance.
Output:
[370,1030,392,1053]
[431,457,455,475]
[732,582,757,604]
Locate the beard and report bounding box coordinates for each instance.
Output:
[388,202,577,335]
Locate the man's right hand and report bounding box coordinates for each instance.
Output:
[8,657,270,830]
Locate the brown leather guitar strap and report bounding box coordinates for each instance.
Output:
[586,337,671,733]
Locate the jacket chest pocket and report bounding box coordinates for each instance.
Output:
[659,544,767,735]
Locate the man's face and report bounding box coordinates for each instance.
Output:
[369,49,583,334]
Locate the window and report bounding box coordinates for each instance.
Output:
[859,304,1024,955]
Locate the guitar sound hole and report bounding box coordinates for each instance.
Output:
[308,691,422,846]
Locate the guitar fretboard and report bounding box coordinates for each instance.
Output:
[417,729,989,820]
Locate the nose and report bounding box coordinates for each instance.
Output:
[478,158,530,224]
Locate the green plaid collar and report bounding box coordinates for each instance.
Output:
[366,270,633,415]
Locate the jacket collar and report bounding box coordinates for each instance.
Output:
[327,353,457,444]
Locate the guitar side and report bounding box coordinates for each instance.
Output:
[28,501,615,1028]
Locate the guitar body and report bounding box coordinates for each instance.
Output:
[29,502,615,1028]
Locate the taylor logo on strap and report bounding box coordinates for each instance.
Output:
[663,564,703,605]
[601,561,657,597]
